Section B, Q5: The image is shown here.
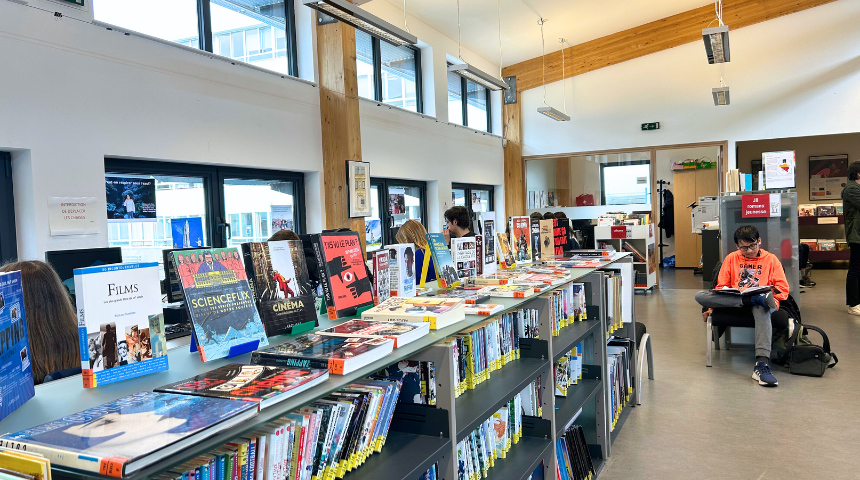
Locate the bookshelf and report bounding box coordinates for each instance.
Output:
[0,254,639,480]
[594,225,657,291]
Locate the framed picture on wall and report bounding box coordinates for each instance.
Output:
[347,160,371,218]
[809,154,848,201]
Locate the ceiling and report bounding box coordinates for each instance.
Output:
[374,0,714,67]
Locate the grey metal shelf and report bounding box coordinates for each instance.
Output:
[554,378,603,438]
[346,431,450,480]
[552,319,601,362]
[488,436,553,480]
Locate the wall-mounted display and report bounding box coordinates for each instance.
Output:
[347,160,371,217]
[105,176,157,223]
[809,154,848,200]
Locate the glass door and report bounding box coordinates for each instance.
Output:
[369,178,427,255]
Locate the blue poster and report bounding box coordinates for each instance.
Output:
[171,217,204,249]
[0,271,35,422]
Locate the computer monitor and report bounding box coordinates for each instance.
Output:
[45,247,123,302]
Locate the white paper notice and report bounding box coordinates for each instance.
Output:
[769,194,781,217]
[48,197,99,236]
[763,151,796,190]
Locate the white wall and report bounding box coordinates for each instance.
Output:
[519,0,860,170]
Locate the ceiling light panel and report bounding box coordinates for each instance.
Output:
[702,25,730,64]
[448,63,509,91]
[537,106,570,121]
[712,86,730,106]
[303,0,418,47]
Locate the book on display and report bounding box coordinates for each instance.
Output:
[463,303,505,316]
[0,450,52,480]
[426,233,460,288]
[241,240,318,337]
[429,289,490,304]
[515,272,571,286]
[451,237,477,279]
[509,216,532,264]
[495,232,516,269]
[539,219,555,260]
[480,214,498,275]
[361,297,466,329]
[303,232,375,320]
[172,248,269,362]
[154,364,329,409]
[0,391,258,478]
[250,334,394,374]
[475,235,484,275]
[385,243,416,298]
[370,250,391,305]
[0,271,34,422]
[316,319,429,348]
[74,262,169,387]
[477,284,538,299]
[530,218,541,261]
[469,271,524,285]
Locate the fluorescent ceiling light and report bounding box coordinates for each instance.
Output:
[712,86,730,106]
[448,63,508,91]
[537,106,570,121]
[702,25,730,64]
[303,0,418,47]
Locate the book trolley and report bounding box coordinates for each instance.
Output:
[0,254,639,480]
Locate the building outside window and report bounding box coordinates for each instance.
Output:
[356,30,423,113]
[447,67,492,133]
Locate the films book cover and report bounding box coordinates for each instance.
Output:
[361,297,465,329]
[155,363,329,409]
[0,271,34,422]
[371,250,391,305]
[172,248,268,362]
[316,319,429,348]
[509,216,532,264]
[451,237,477,279]
[74,262,169,388]
[386,243,416,298]
[250,334,394,375]
[0,391,257,478]
[318,232,375,319]
[426,233,459,288]
[241,240,317,336]
[481,218,498,275]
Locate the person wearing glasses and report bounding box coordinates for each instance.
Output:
[694,225,789,387]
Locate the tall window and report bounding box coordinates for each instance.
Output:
[0,153,15,263]
[447,68,492,133]
[93,0,298,77]
[356,31,423,113]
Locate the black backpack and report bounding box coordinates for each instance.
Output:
[773,324,838,377]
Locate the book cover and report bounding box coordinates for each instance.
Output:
[475,235,484,276]
[0,271,34,422]
[250,334,393,375]
[509,216,531,264]
[481,218,498,275]
[75,263,169,387]
[386,244,416,299]
[464,304,505,316]
[530,218,541,262]
[378,360,424,405]
[837,204,844,215]
[173,248,268,362]
[361,297,465,329]
[155,364,328,407]
[477,285,537,299]
[426,233,459,288]
[539,219,554,260]
[798,204,816,217]
[495,233,515,270]
[242,241,317,337]
[451,237,477,279]
[318,232,374,319]
[316,319,428,348]
[171,217,204,249]
[371,250,391,305]
[429,289,490,304]
[817,204,837,216]
[0,391,257,478]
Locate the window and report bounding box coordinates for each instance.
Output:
[222,176,302,247]
[93,0,299,77]
[600,161,651,205]
[0,153,15,263]
[447,68,492,132]
[452,183,494,227]
[355,31,423,113]
[366,178,427,255]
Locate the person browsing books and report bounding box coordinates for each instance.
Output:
[395,220,437,283]
[694,225,789,387]
[841,160,860,315]
[443,206,475,245]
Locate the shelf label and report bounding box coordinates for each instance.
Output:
[610,226,632,239]
[742,194,781,218]
[818,216,838,224]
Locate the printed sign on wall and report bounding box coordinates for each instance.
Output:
[742,194,781,218]
[48,197,99,236]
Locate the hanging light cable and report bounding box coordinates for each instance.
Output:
[497,0,503,78]
[403,0,409,32]
[536,18,569,121]
[559,38,568,115]
[447,0,509,90]
[702,0,730,63]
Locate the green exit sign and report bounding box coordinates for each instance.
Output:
[641,122,660,131]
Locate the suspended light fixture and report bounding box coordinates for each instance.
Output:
[536,19,570,121]
[712,65,730,105]
[702,0,730,63]
[303,0,417,46]
[448,0,509,91]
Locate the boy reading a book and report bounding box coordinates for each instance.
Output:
[695,225,789,387]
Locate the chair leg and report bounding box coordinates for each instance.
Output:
[636,333,651,405]
[713,325,720,350]
[706,317,713,367]
[724,326,731,350]
[646,336,654,380]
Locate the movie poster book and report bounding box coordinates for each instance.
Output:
[451,237,477,279]
[0,271,34,422]
[362,297,465,329]
[509,216,532,264]
[304,232,375,320]
[241,240,317,337]
[75,262,169,387]
[173,248,268,362]
[426,233,460,288]
[250,334,394,374]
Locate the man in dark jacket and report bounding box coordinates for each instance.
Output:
[841,161,860,315]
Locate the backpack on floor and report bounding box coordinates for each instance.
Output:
[773,324,837,377]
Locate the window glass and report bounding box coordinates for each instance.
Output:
[223,179,296,246]
[93,0,200,48]
[466,80,489,132]
[602,164,651,205]
[472,189,491,213]
[356,30,376,100]
[380,42,417,112]
[365,185,382,253]
[448,71,464,125]
[209,1,291,74]
[389,186,422,228]
[452,188,466,207]
[107,175,208,280]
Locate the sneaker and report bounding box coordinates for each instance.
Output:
[750,291,777,310]
[752,362,778,387]
[849,305,860,316]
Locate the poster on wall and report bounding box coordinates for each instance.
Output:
[171,217,204,248]
[365,219,382,250]
[389,188,406,215]
[271,205,294,232]
[471,192,483,212]
[105,176,157,223]
[762,151,796,190]
[347,160,371,218]
[48,197,99,236]
[809,154,848,200]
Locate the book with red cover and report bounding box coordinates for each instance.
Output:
[303,231,374,320]
[371,250,391,305]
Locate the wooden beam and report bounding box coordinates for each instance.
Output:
[502,0,838,92]
[317,15,366,246]
[503,100,525,218]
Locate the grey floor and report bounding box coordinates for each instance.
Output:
[600,268,860,480]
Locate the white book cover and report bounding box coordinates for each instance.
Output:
[385,243,416,298]
[75,262,168,388]
[451,237,477,279]
[480,213,498,275]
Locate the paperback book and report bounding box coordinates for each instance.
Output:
[481,216,498,275]
[530,218,541,262]
[241,240,317,337]
[509,216,532,264]
[429,289,490,304]
[463,303,505,316]
[495,233,516,269]
[539,219,555,260]
[250,334,394,374]
[426,233,460,288]
[469,271,525,286]
[371,250,391,305]
[155,364,329,409]
[477,285,538,299]
[0,271,34,422]
[172,248,268,362]
[75,262,169,387]
[361,297,466,329]
[304,232,375,320]
[475,235,484,275]
[316,319,429,348]
[451,237,477,279]
[386,243,416,298]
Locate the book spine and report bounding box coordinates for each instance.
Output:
[475,235,483,276]
[0,440,126,477]
[241,244,260,308]
[308,235,335,319]
[250,351,333,371]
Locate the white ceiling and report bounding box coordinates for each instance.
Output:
[375,0,714,67]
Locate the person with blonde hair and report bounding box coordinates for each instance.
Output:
[395,220,437,283]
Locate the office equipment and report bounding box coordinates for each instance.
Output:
[45,247,122,302]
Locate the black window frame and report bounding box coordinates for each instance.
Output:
[370,177,428,253]
[358,33,424,114]
[452,182,494,229]
[0,152,16,263]
[448,67,492,133]
[104,159,306,248]
[599,159,651,206]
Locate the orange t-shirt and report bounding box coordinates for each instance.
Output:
[716,249,790,308]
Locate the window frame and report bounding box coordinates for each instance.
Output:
[447,67,492,133]
[0,153,16,263]
[452,182,494,226]
[370,177,428,252]
[359,34,423,114]
[599,159,651,206]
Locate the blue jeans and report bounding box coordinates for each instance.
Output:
[695,290,774,358]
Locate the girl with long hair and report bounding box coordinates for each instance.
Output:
[395,220,437,283]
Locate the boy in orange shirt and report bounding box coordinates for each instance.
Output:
[695,225,789,387]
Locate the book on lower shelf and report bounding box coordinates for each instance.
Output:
[377,360,436,405]
[621,241,645,262]
[0,450,52,480]
[250,334,394,375]
[818,239,836,251]
[556,424,597,480]
[800,239,818,251]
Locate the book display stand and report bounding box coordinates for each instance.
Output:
[189,334,260,359]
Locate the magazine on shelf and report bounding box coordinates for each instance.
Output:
[172,248,268,362]
[303,232,375,320]
[316,319,429,348]
[361,297,466,329]
[0,391,258,478]
[371,250,391,305]
[75,262,169,387]
[426,233,460,288]
[250,334,394,374]
[241,240,318,337]
[711,285,773,295]
[451,237,477,279]
[386,243,416,298]
[155,364,329,409]
[0,271,34,422]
